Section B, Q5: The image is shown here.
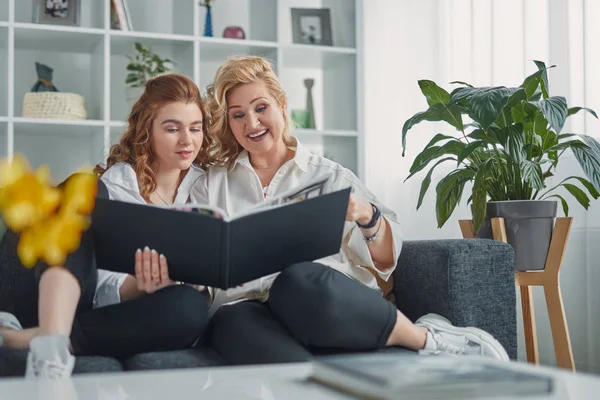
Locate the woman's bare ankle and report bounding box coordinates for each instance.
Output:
[385,310,429,350]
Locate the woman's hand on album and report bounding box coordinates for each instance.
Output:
[134,247,175,293]
[346,193,374,226]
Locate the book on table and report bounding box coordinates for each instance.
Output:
[309,352,554,399]
[91,175,350,289]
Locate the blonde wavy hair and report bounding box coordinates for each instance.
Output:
[95,73,211,200]
[205,56,295,165]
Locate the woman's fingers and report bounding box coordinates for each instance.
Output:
[159,254,170,285]
[142,247,153,293]
[134,249,144,291]
[151,249,160,286]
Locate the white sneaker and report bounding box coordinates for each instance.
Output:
[0,311,23,347]
[416,313,509,361]
[26,335,75,379]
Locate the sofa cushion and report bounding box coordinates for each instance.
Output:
[0,348,122,377]
[122,346,225,371]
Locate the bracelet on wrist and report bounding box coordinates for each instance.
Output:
[357,204,381,229]
[363,217,383,243]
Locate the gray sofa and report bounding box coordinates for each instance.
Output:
[0,236,517,377]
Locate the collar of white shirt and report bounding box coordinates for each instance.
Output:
[227,137,310,173]
[100,161,204,204]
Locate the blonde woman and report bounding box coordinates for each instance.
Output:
[194,56,509,365]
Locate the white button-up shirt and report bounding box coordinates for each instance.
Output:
[93,162,204,308]
[190,138,403,316]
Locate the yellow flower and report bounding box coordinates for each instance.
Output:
[17,212,90,268]
[0,155,98,268]
[62,171,98,214]
[0,160,61,232]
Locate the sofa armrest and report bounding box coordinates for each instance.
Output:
[393,239,517,359]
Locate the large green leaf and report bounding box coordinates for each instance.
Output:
[416,157,456,209]
[496,89,527,128]
[418,80,451,106]
[449,81,474,88]
[572,135,600,191]
[537,97,568,134]
[421,134,457,152]
[449,87,482,103]
[563,183,591,209]
[520,160,544,189]
[401,104,465,156]
[568,107,598,119]
[571,176,600,199]
[469,87,519,129]
[435,169,476,228]
[546,194,569,216]
[549,139,588,152]
[471,160,493,232]
[468,128,499,144]
[408,140,466,176]
[457,141,485,166]
[520,61,552,99]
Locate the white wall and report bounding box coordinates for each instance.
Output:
[363,0,600,373]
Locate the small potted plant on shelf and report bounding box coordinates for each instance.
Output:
[401,61,600,271]
[125,42,173,103]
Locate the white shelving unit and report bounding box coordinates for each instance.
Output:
[0,0,363,184]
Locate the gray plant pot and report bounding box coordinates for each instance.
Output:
[475,200,557,271]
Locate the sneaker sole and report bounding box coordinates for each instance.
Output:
[417,314,509,361]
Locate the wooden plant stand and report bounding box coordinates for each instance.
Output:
[459,217,575,371]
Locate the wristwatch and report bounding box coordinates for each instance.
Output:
[357,203,381,229]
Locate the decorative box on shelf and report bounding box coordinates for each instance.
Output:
[22,92,88,120]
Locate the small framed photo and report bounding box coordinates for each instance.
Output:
[33,0,81,26]
[291,8,333,46]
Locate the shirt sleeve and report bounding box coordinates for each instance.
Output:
[189,174,209,203]
[337,169,403,282]
[93,269,129,308]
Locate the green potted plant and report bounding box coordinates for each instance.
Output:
[401,61,600,271]
[125,42,173,102]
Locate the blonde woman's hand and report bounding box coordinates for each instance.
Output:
[134,247,175,293]
[346,193,374,226]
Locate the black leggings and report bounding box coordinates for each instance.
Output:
[34,227,209,359]
[206,262,397,365]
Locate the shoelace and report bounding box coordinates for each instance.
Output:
[33,358,70,379]
[418,332,472,356]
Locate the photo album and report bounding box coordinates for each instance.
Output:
[91,175,351,289]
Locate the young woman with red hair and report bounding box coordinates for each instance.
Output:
[0,73,213,379]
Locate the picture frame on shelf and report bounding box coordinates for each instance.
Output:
[32,0,81,26]
[291,8,333,46]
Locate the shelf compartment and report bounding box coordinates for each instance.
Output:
[278,0,357,48]
[0,122,6,159]
[280,44,355,69]
[295,128,358,138]
[199,37,278,60]
[14,122,104,184]
[198,44,278,94]
[323,136,357,175]
[14,24,104,53]
[15,0,104,30]
[0,27,7,117]
[280,55,357,132]
[110,35,194,122]
[112,0,194,36]
[13,28,105,121]
[200,0,277,42]
[0,1,7,22]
